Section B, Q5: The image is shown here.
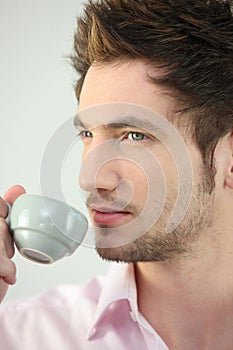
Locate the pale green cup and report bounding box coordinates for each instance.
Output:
[7,194,88,264]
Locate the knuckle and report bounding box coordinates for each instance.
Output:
[0,256,16,277]
[0,219,15,259]
[0,218,8,234]
[9,260,16,275]
[0,199,8,219]
[0,239,6,254]
[6,242,15,259]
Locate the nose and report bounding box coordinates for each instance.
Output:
[78,139,120,193]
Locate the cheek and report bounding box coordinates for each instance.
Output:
[121,158,170,208]
[162,156,179,196]
[120,162,149,205]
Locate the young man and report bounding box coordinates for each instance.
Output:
[0,1,233,349]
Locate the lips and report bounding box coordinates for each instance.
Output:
[86,198,132,226]
[88,204,131,225]
[92,210,131,225]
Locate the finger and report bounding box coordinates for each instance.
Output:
[0,279,9,303]
[0,219,15,259]
[3,185,26,206]
[0,197,8,219]
[0,256,17,285]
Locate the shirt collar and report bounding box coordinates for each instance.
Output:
[86,262,138,340]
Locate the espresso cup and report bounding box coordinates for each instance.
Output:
[7,194,88,264]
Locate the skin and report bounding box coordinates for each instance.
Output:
[78,59,233,349]
[0,59,232,348]
[0,185,26,302]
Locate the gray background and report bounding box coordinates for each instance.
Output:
[0,0,109,301]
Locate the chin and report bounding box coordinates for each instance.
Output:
[96,246,127,263]
[96,244,146,263]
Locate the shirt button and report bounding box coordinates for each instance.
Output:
[130,310,137,322]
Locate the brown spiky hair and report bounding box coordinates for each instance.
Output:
[71,0,233,168]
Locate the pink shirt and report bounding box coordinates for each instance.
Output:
[0,263,169,350]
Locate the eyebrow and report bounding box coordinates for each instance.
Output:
[73,114,165,135]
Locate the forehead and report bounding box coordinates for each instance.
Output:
[78,59,176,120]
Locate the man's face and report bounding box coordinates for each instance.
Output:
[77,59,215,262]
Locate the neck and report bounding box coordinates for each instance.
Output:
[135,239,233,350]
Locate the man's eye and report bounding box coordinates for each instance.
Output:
[124,132,148,141]
[79,130,93,138]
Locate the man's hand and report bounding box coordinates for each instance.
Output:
[0,185,26,302]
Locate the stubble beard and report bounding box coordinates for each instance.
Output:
[95,170,215,264]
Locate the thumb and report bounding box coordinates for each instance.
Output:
[3,185,27,206]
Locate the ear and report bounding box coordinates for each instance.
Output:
[224,132,233,189]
